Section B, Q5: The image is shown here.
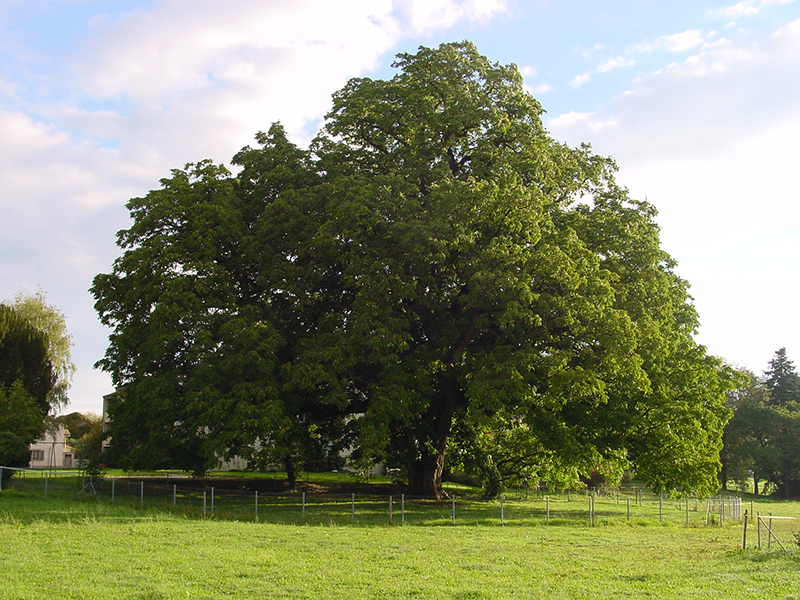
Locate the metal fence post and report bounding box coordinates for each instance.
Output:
[627,497,630,522]
[173,484,177,508]
[501,494,505,525]
[546,496,550,524]
[401,494,405,525]
[389,495,393,525]
[211,487,215,515]
[452,495,456,524]
[302,492,306,520]
[140,481,144,509]
[255,491,258,521]
[351,493,355,525]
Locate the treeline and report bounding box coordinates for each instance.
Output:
[0,290,74,478]
[722,347,800,497]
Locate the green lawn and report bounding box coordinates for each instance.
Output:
[2,487,800,599]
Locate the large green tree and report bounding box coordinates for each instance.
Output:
[93,42,733,497]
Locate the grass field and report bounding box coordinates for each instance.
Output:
[2,477,800,599]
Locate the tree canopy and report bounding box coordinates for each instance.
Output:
[10,289,75,412]
[0,303,56,474]
[93,42,734,497]
[722,349,800,497]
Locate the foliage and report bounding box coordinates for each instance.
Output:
[0,303,55,414]
[764,347,800,406]
[0,381,46,478]
[70,413,106,478]
[9,289,75,412]
[93,41,734,498]
[722,353,800,498]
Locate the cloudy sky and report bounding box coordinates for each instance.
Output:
[1,0,798,415]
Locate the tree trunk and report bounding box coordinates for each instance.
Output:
[406,373,462,499]
[284,454,297,491]
[408,451,447,499]
[753,473,759,496]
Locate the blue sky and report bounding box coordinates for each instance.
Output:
[1,0,798,414]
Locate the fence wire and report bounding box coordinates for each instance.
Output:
[0,467,748,529]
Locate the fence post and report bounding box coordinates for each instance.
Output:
[501,494,505,525]
[401,494,405,525]
[140,481,144,509]
[255,491,258,522]
[302,492,306,520]
[44,471,49,497]
[627,497,630,522]
[685,498,689,526]
[0,466,4,491]
[768,514,773,551]
[111,479,115,503]
[173,484,177,508]
[757,512,761,550]
[203,491,207,517]
[705,498,710,525]
[546,496,550,524]
[351,493,355,525]
[211,487,215,515]
[742,510,748,550]
[659,493,663,523]
[452,495,456,525]
[389,495,393,525]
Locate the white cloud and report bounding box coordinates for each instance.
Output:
[399,0,507,34]
[709,0,796,20]
[662,29,706,52]
[529,83,554,94]
[547,111,619,133]
[569,72,591,88]
[596,56,635,73]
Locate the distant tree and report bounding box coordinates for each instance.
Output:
[58,412,97,441]
[0,381,46,479]
[10,289,75,412]
[764,347,800,406]
[70,414,105,477]
[0,304,55,415]
[0,303,56,479]
[720,370,774,494]
[721,353,800,498]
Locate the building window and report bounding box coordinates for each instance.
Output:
[30,449,45,461]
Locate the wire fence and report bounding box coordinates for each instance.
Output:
[741,511,800,553]
[1,466,749,529]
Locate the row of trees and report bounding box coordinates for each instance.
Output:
[92,42,736,498]
[722,348,800,497]
[0,290,74,478]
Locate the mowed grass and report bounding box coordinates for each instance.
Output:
[2,490,800,599]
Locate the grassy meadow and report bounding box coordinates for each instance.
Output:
[2,475,800,599]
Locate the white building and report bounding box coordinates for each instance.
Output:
[29,424,74,469]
